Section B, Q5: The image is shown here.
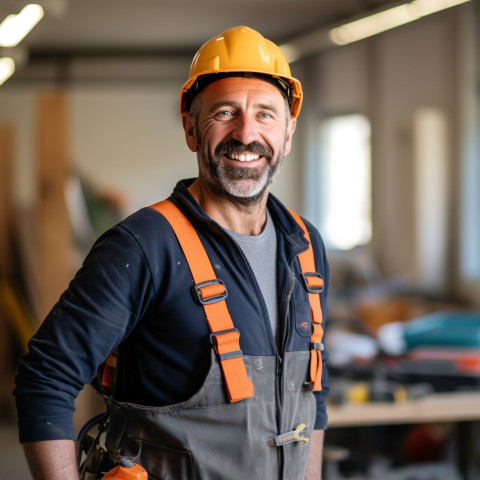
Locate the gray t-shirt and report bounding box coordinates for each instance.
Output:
[225,210,279,346]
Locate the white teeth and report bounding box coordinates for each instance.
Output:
[230,153,260,162]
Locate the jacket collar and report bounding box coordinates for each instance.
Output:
[169,178,310,258]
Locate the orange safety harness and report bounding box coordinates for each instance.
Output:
[100,200,324,402]
[288,209,325,392]
[151,200,255,402]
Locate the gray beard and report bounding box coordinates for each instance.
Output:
[204,153,283,206]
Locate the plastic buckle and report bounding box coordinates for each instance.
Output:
[209,328,240,345]
[301,272,324,294]
[310,342,325,351]
[193,279,228,305]
[210,328,243,360]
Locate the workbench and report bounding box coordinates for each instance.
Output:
[327,390,480,479]
[328,390,480,427]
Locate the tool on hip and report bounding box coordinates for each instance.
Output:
[101,459,147,479]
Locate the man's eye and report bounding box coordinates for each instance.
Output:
[215,110,233,119]
[258,112,272,119]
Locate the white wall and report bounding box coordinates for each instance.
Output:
[70,85,195,215]
[297,9,465,298]
[372,12,457,284]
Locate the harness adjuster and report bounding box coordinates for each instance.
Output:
[209,327,240,344]
[301,272,324,294]
[210,328,244,360]
[310,342,324,351]
[217,350,244,361]
[193,279,228,305]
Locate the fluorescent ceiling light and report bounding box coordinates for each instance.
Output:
[0,57,15,86]
[0,4,44,47]
[280,43,302,64]
[330,0,472,45]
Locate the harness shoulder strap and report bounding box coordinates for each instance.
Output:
[150,200,255,402]
[289,210,325,391]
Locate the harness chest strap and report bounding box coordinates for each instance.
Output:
[150,200,255,402]
[288,210,324,391]
[148,201,324,399]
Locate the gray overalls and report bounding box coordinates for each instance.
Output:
[78,201,324,480]
[104,350,315,480]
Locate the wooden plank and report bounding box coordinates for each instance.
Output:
[0,125,13,281]
[14,209,44,322]
[0,125,15,418]
[33,93,102,432]
[327,391,480,428]
[35,92,73,321]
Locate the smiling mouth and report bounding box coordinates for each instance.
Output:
[216,140,272,163]
[227,153,261,162]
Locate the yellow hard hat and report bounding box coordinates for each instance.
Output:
[180,26,303,118]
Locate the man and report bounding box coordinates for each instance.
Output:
[14,26,329,480]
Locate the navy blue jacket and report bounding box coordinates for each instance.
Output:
[14,179,330,443]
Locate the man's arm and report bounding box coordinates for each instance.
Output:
[23,440,79,480]
[305,429,324,480]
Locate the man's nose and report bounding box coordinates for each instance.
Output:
[231,115,258,145]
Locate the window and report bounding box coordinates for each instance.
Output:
[459,3,480,281]
[317,114,372,250]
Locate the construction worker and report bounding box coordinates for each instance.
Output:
[14,26,329,480]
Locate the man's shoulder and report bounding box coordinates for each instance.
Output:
[92,206,180,258]
[125,202,191,230]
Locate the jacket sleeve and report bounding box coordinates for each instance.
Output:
[305,220,330,430]
[14,224,154,443]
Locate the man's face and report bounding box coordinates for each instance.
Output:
[183,77,296,205]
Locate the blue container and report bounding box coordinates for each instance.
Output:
[403,311,480,350]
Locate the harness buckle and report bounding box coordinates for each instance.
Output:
[301,272,324,294]
[210,328,244,360]
[310,342,325,351]
[209,327,240,344]
[193,279,228,305]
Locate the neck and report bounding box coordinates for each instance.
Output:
[188,179,268,235]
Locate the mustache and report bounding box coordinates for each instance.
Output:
[214,140,273,159]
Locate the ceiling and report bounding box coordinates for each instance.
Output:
[1,0,398,85]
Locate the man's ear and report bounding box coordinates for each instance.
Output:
[182,112,198,152]
[283,117,297,157]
